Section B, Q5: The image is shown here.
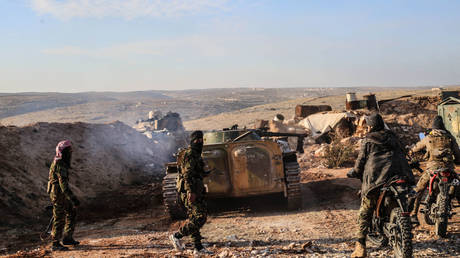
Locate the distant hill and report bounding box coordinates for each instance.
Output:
[183,88,443,131]
[0,87,429,126]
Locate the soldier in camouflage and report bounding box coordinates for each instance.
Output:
[169,131,213,255]
[348,114,414,258]
[47,140,80,251]
[409,116,460,225]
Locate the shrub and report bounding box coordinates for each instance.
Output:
[322,139,357,168]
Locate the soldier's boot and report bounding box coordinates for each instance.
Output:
[51,242,69,251]
[62,236,80,246]
[169,233,184,251]
[410,191,423,226]
[351,239,367,258]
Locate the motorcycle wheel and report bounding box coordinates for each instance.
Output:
[390,208,413,258]
[435,193,449,238]
[423,194,435,225]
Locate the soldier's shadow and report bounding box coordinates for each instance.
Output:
[73,243,171,251]
[207,177,361,217]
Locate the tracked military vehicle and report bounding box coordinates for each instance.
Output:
[162,129,306,219]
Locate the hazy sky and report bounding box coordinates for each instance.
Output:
[1,0,460,92]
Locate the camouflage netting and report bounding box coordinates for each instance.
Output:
[0,121,169,228]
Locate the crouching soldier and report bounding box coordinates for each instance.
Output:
[169,131,213,255]
[348,114,414,258]
[48,140,80,251]
[409,116,460,225]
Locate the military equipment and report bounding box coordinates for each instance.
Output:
[162,129,306,219]
[438,97,460,146]
[40,205,54,242]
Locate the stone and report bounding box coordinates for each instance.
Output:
[301,241,312,250]
[226,234,238,241]
[218,250,230,258]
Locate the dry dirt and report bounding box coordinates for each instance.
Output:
[0,121,170,247]
[2,167,459,258]
[1,88,460,257]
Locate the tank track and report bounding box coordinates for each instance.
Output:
[162,173,186,220]
[284,159,302,210]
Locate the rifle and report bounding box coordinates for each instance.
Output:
[40,205,53,241]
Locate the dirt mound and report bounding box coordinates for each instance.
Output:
[380,96,440,146]
[0,121,169,230]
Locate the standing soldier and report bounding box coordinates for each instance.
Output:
[47,140,80,251]
[348,114,414,258]
[169,131,213,255]
[409,116,460,225]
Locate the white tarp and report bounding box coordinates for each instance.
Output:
[299,112,356,136]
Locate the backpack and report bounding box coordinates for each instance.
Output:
[428,130,453,162]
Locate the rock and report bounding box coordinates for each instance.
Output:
[262,248,270,253]
[288,242,296,249]
[314,145,327,157]
[218,250,230,258]
[301,241,312,250]
[304,247,314,254]
[226,234,238,241]
[250,250,259,255]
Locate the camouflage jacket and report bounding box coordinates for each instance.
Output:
[178,149,207,196]
[48,160,76,201]
[411,129,460,170]
[354,129,414,197]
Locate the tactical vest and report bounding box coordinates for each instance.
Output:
[427,131,453,163]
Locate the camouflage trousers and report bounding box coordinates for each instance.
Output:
[411,172,431,216]
[178,193,207,245]
[50,192,76,243]
[356,194,379,239]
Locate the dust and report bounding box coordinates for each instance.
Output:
[0,121,171,240]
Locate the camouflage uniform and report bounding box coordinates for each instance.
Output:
[48,160,77,243]
[351,114,414,241]
[175,145,209,248]
[410,127,460,216]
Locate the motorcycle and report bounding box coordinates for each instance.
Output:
[421,167,460,237]
[348,170,414,258]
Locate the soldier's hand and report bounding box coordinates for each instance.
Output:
[188,192,196,203]
[347,168,357,179]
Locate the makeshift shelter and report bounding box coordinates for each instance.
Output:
[299,112,356,137]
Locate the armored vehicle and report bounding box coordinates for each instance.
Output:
[162,129,305,219]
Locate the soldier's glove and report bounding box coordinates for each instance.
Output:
[187,192,197,203]
[347,168,358,179]
[71,196,80,207]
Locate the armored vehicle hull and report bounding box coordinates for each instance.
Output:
[162,130,303,219]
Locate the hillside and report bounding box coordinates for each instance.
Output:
[0,121,168,231]
[184,88,440,131]
[0,87,420,127]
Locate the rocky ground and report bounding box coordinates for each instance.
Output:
[2,168,459,258]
